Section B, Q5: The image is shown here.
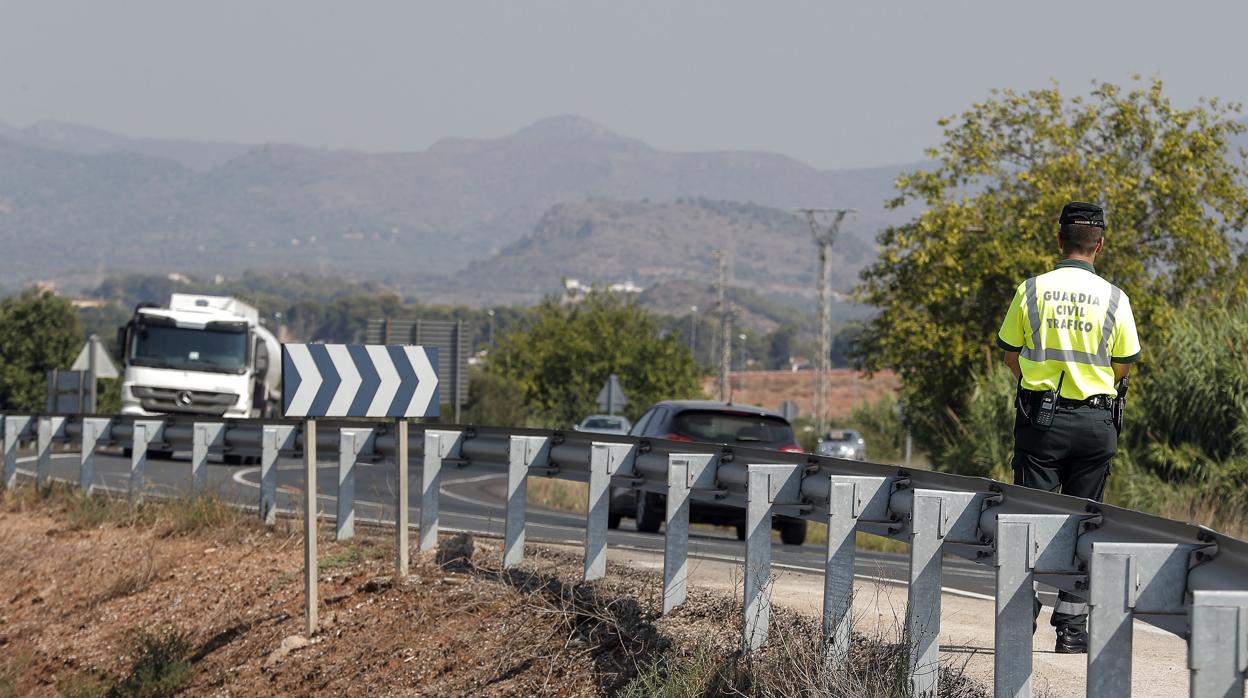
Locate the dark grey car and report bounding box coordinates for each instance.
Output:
[608,400,809,545]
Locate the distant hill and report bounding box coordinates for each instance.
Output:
[0,119,251,171]
[439,197,874,306]
[0,115,915,301]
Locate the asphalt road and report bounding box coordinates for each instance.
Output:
[21,450,1016,602]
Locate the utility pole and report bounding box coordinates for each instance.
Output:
[689,305,698,356]
[713,251,732,402]
[798,208,855,436]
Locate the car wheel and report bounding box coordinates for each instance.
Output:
[779,519,808,546]
[735,522,747,541]
[635,492,663,533]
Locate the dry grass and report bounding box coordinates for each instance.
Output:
[523,479,913,555]
[1,481,258,541]
[803,523,911,555]
[528,477,589,514]
[619,588,983,698]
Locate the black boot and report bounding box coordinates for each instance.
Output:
[1055,625,1087,654]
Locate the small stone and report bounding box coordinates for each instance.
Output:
[263,634,309,667]
[436,533,474,568]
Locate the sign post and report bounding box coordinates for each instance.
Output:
[70,334,119,413]
[281,343,440,635]
[596,374,628,416]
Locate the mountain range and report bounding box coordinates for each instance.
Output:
[0,115,917,303]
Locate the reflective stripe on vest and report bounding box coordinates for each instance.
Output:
[1020,276,1121,368]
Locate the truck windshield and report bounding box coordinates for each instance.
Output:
[130,323,248,373]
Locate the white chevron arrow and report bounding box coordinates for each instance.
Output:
[405,346,439,417]
[326,345,361,417]
[285,344,322,417]
[366,345,400,416]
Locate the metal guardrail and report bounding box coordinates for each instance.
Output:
[3,412,1246,698]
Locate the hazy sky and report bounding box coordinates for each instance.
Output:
[2,1,1246,170]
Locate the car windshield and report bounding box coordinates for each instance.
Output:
[672,410,794,446]
[582,417,625,430]
[825,431,856,442]
[130,323,248,373]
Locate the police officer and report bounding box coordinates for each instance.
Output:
[996,201,1141,654]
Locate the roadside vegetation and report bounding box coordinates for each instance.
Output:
[2,482,256,540]
[852,77,1248,536]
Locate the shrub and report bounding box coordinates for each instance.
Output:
[109,627,194,698]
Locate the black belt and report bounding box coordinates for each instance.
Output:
[1058,395,1114,410]
[1021,390,1114,410]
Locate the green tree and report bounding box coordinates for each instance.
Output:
[856,78,1248,464]
[766,325,795,370]
[487,291,704,427]
[0,289,84,411]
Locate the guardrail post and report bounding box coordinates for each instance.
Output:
[989,513,1084,698]
[822,475,889,667]
[1087,548,1133,698]
[36,416,65,488]
[4,416,32,489]
[80,417,111,494]
[1189,590,1248,697]
[191,422,224,495]
[421,429,464,552]
[995,519,1035,698]
[895,488,987,698]
[505,435,550,569]
[130,420,162,505]
[906,491,944,698]
[743,463,802,652]
[584,442,635,582]
[662,452,717,613]
[1086,541,1198,698]
[261,424,296,525]
[395,419,409,577]
[337,428,373,541]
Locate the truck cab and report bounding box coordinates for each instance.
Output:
[118,294,280,420]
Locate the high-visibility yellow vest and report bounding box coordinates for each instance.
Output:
[997,259,1141,400]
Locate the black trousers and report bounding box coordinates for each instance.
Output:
[1012,403,1117,630]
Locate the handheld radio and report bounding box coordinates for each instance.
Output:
[1033,371,1065,429]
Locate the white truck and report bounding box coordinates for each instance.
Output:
[118,295,281,427]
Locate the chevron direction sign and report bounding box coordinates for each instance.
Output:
[281,344,439,418]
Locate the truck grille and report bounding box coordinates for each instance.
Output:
[131,386,238,416]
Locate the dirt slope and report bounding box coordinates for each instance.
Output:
[0,490,984,697]
[0,498,663,696]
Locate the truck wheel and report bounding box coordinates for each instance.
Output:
[779,519,808,546]
[608,512,622,530]
[735,522,747,541]
[223,454,245,466]
[634,492,663,533]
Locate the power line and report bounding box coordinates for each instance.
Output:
[712,250,733,402]
[797,208,855,436]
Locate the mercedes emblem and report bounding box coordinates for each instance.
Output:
[176,391,194,407]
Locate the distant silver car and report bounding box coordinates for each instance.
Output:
[575,414,633,435]
[817,429,867,460]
